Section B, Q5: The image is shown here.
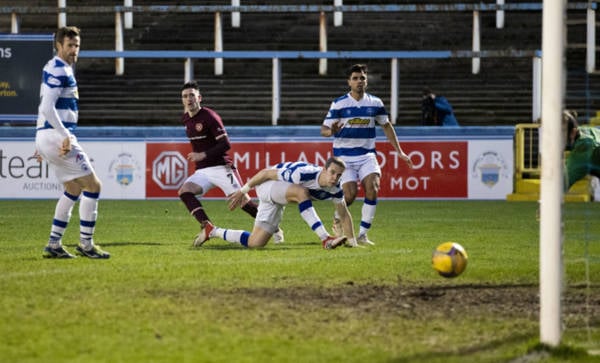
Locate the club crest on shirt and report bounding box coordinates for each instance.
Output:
[195,123,203,132]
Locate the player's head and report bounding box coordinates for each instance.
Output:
[346,64,368,94]
[54,26,80,65]
[325,156,346,171]
[321,157,346,187]
[346,64,368,78]
[181,81,202,113]
[564,109,579,150]
[181,81,200,93]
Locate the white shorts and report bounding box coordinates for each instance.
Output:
[185,164,243,197]
[254,180,290,234]
[340,153,381,186]
[35,129,95,183]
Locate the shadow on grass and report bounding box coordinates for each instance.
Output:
[193,240,323,250]
[388,331,537,363]
[63,241,163,247]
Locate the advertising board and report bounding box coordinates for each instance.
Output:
[0,127,513,200]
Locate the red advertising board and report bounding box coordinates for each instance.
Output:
[146,140,468,199]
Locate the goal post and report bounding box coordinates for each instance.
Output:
[539,0,566,347]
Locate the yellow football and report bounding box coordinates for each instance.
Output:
[431,242,468,278]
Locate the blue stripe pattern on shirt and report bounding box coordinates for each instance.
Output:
[37,121,77,131]
[337,127,376,139]
[333,147,376,157]
[327,106,386,120]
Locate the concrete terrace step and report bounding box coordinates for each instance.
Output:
[5,0,595,126]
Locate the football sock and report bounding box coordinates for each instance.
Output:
[79,191,99,249]
[48,191,78,247]
[241,200,258,218]
[298,200,328,241]
[179,192,209,224]
[359,198,377,237]
[212,227,249,247]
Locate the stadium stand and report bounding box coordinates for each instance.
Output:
[0,0,598,126]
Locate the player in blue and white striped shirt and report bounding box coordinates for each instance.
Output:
[199,157,354,249]
[321,64,413,246]
[35,26,109,259]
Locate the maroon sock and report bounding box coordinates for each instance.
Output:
[179,192,209,225]
[241,200,258,218]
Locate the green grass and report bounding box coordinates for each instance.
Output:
[0,200,598,363]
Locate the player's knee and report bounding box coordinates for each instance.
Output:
[178,182,200,196]
[371,180,380,193]
[92,176,102,192]
[247,236,268,248]
[345,195,356,206]
[343,183,358,204]
[363,176,380,194]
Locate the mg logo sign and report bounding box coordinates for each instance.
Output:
[152,151,188,190]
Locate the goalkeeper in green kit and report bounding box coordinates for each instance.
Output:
[564,110,600,191]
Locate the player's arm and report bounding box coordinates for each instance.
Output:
[187,133,231,162]
[204,133,231,159]
[227,169,279,210]
[382,122,413,169]
[321,104,343,137]
[335,199,356,243]
[39,85,72,155]
[320,122,343,137]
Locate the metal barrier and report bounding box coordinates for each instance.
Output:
[513,123,540,180]
[0,2,596,124]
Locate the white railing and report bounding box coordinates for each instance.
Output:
[1,2,596,77]
[0,2,594,123]
[76,49,541,126]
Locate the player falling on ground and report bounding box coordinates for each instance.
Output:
[36,26,109,259]
[321,64,413,246]
[177,82,284,246]
[198,157,354,249]
[564,109,600,190]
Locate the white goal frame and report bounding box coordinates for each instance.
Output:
[539,0,566,347]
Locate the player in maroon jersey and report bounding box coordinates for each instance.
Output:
[177,81,284,246]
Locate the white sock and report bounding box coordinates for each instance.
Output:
[212,227,250,247]
[359,198,377,237]
[79,191,99,249]
[48,191,78,246]
[298,200,328,241]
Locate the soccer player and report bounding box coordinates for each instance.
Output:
[199,157,353,249]
[321,64,413,246]
[177,82,284,246]
[564,109,600,190]
[36,26,109,259]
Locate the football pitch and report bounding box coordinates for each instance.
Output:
[0,199,599,363]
